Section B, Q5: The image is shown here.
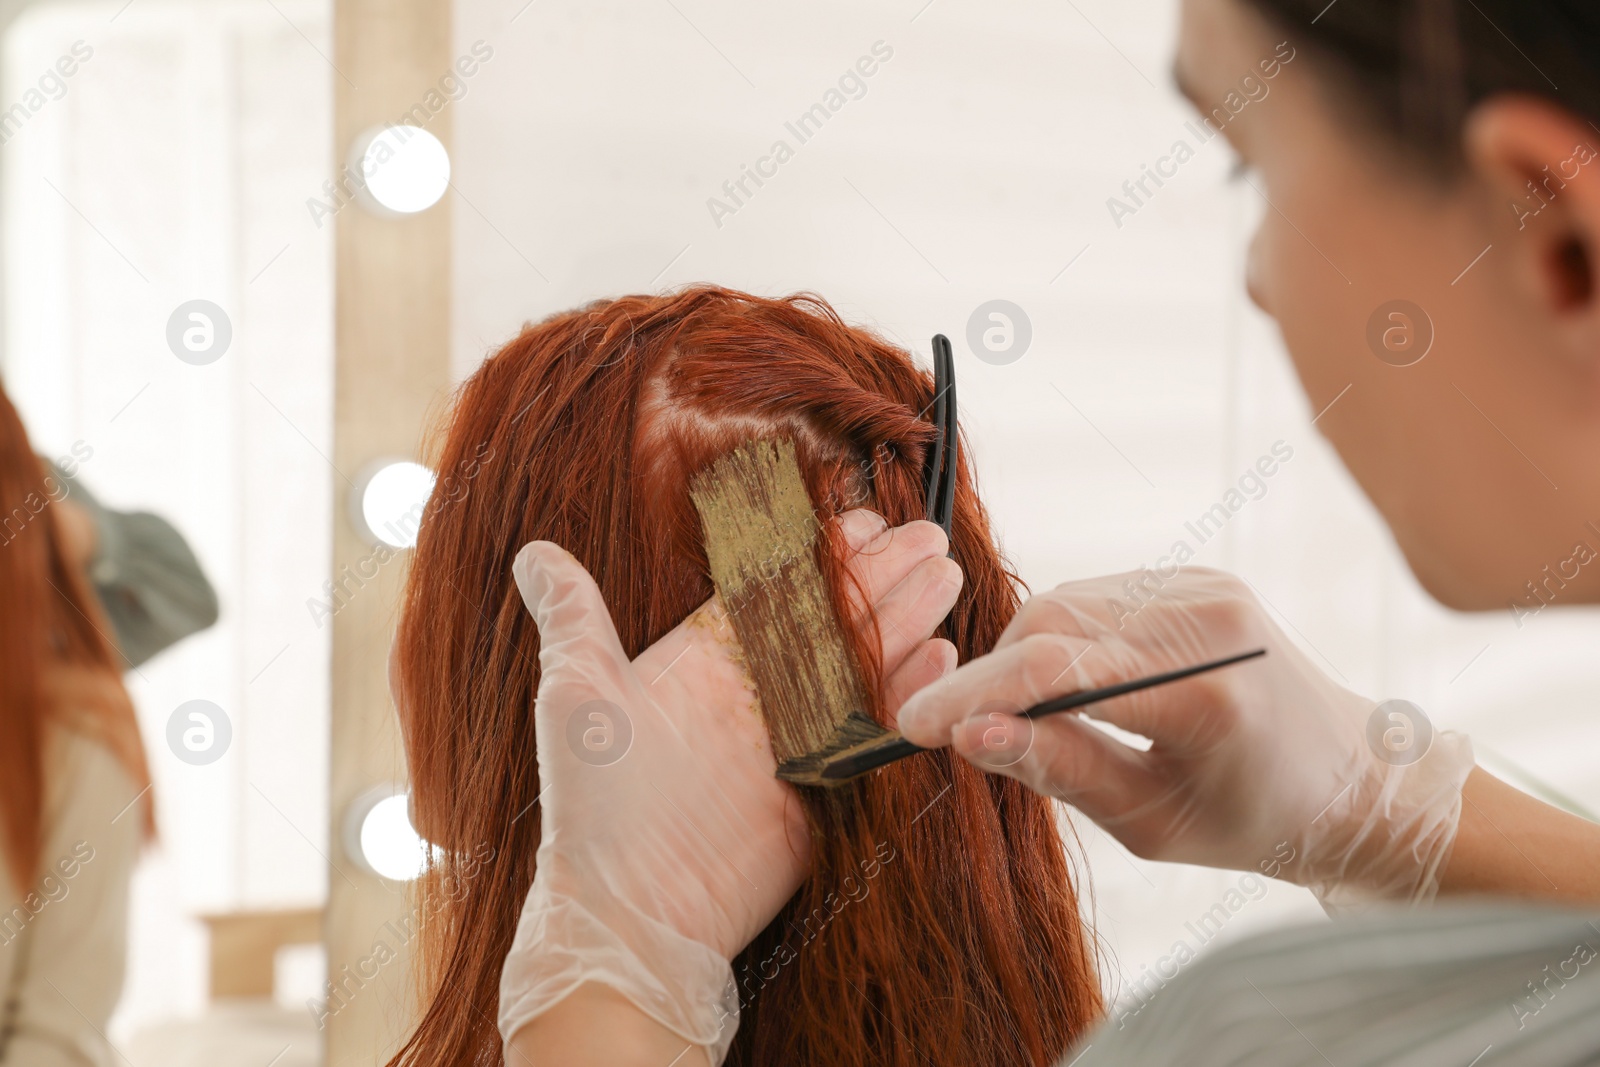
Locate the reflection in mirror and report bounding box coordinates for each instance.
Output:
[1,0,331,1063]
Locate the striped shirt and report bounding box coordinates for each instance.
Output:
[1062,903,1600,1066]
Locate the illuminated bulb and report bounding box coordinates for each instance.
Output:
[357,793,431,882]
[355,460,435,548]
[356,125,450,214]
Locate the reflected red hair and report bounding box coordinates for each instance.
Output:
[0,384,150,893]
[392,286,1102,1065]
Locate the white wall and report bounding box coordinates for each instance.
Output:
[2,0,332,1039]
[449,0,1600,1011]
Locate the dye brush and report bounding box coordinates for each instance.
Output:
[689,436,882,769]
[775,647,1267,787]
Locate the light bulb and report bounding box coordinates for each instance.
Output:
[357,793,431,882]
[354,125,450,214]
[353,460,434,548]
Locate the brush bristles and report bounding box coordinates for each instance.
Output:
[774,711,897,787]
[689,437,872,766]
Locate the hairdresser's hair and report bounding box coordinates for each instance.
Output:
[1241,0,1600,175]
[390,286,1103,1065]
[0,384,150,893]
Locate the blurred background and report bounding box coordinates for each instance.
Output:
[2,0,1597,1063]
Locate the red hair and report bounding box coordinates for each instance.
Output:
[392,286,1103,1065]
[0,384,151,893]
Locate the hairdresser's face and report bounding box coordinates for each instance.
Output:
[1177,0,1600,609]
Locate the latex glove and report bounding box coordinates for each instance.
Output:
[498,512,961,1063]
[896,567,1475,912]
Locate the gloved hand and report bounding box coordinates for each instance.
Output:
[895,567,1475,912]
[498,512,962,1063]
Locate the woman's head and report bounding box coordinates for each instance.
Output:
[0,384,148,892]
[1178,0,1600,609]
[392,287,1102,1065]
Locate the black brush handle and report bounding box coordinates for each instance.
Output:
[1022,648,1266,719]
[820,648,1267,782]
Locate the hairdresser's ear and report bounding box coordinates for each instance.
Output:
[1465,95,1600,375]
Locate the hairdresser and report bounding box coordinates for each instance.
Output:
[902,0,1600,1061]
[497,1,1600,1064]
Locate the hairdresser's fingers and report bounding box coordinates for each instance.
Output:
[898,630,1246,763]
[949,708,1160,827]
[870,555,963,671]
[836,508,889,550]
[512,542,631,692]
[883,638,957,716]
[836,516,950,614]
[895,632,1098,748]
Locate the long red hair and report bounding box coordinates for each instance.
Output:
[392,287,1103,1065]
[0,384,151,893]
